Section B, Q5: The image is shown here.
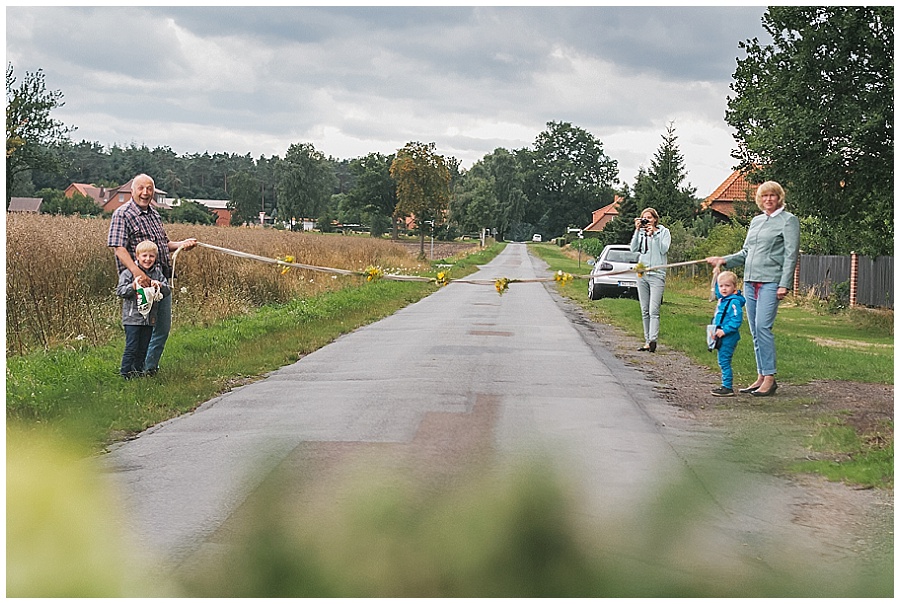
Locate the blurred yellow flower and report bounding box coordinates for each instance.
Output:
[364,266,384,282]
[435,271,449,287]
[278,255,295,275]
[494,277,510,295]
[554,271,574,286]
[634,262,648,278]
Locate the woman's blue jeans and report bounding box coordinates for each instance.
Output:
[144,294,171,372]
[636,272,665,344]
[745,281,780,376]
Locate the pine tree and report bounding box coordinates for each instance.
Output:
[634,122,698,224]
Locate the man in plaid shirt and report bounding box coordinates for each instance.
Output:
[108,173,197,375]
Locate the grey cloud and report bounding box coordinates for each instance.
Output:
[6,5,767,192]
[9,7,188,83]
[162,6,475,43]
[153,6,764,84]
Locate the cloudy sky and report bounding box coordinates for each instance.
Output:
[7,5,770,197]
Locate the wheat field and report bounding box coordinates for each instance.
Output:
[6,214,428,355]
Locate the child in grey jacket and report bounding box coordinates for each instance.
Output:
[116,240,171,378]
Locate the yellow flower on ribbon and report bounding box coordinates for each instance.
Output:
[279,255,295,275]
[494,277,510,295]
[434,271,450,287]
[365,265,384,282]
[554,270,574,286]
[634,262,648,278]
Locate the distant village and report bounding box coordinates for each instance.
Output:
[8,170,754,236]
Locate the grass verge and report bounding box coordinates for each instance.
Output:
[6,243,505,451]
[530,243,893,489]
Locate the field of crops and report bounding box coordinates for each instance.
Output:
[7,214,430,355]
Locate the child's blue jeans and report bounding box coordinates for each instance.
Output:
[122,324,153,378]
[717,332,740,389]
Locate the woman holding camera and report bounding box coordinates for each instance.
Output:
[630,207,671,352]
[706,181,800,397]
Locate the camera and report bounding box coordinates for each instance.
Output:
[639,217,649,226]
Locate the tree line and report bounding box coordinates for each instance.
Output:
[6,7,893,257]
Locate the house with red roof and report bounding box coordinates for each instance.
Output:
[583,195,624,234]
[700,169,759,221]
[65,179,167,213]
[583,168,760,234]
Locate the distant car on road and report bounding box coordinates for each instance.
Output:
[532,234,542,242]
[588,244,640,300]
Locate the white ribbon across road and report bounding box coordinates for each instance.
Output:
[172,241,711,287]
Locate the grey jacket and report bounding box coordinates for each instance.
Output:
[629,224,671,276]
[724,209,800,289]
[116,264,171,326]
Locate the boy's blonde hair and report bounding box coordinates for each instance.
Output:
[717,270,739,287]
[135,240,158,256]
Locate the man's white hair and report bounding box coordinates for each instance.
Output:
[132,173,155,192]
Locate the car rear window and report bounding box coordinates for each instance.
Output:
[606,250,639,263]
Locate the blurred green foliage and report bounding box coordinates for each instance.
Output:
[8,430,891,597]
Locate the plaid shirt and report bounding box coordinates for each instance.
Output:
[107,200,172,276]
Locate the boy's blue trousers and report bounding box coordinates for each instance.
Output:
[717,333,740,389]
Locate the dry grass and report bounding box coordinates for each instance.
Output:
[6,214,427,356]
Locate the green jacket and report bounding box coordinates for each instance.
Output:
[725,209,800,289]
[629,224,671,276]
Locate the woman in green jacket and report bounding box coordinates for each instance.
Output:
[706,181,800,397]
[631,207,671,353]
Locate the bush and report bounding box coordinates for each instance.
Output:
[826,281,851,313]
[571,238,604,258]
[690,222,748,262]
[665,220,695,263]
[37,189,104,217]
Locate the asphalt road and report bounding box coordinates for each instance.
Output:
[101,243,876,589]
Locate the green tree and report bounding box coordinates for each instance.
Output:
[168,199,217,225]
[691,221,750,264]
[227,171,263,226]
[329,157,355,195]
[633,122,698,224]
[451,148,530,242]
[390,141,451,258]
[521,122,618,238]
[6,64,73,204]
[451,164,495,236]
[598,184,641,247]
[726,6,893,256]
[480,148,527,241]
[70,141,109,183]
[317,195,340,233]
[346,152,398,237]
[276,143,337,231]
[36,188,102,216]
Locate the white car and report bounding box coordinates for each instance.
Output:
[587,244,640,300]
[532,234,542,242]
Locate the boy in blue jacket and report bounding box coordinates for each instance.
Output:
[710,270,745,397]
